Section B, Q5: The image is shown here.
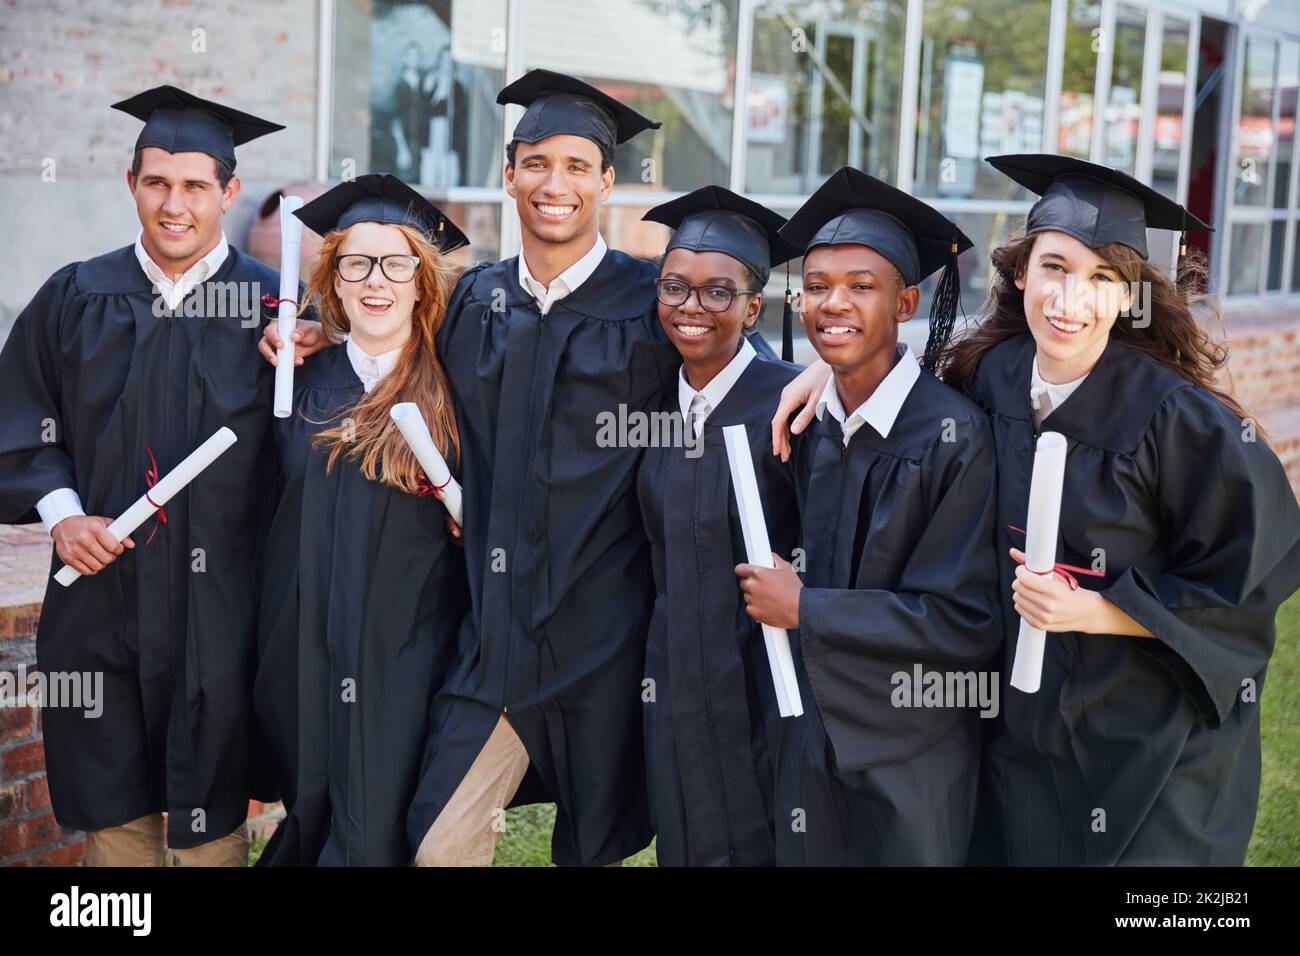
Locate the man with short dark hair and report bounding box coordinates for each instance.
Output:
[0,85,285,866]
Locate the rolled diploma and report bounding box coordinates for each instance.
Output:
[722,424,804,718]
[54,427,238,587]
[390,402,463,526]
[273,195,306,419]
[1009,431,1069,694]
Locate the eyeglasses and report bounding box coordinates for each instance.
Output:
[654,278,759,313]
[334,254,421,283]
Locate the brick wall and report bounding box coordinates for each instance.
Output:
[0,525,85,865]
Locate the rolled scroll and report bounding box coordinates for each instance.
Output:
[54,427,238,586]
[273,194,306,419]
[723,423,804,718]
[1009,431,1069,693]
[390,402,463,526]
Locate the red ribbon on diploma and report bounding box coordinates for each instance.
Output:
[415,470,452,499]
[261,293,297,311]
[143,444,167,545]
[1008,524,1106,591]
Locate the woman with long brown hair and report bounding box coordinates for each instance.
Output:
[946,154,1300,865]
[254,174,472,866]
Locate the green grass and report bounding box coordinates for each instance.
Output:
[1247,591,1300,866]
[492,804,657,867]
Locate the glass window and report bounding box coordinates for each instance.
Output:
[331,0,507,189]
[1058,0,1102,159]
[746,0,906,194]
[1228,222,1264,295]
[1274,40,1298,209]
[522,0,738,193]
[915,211,1016,321]
[1102,4,1146,175]
[913,0,1051,200]
[1151,17,1191,201]
[1266,219,1286,291]
[1233,35,1277,208]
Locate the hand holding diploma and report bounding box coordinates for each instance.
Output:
[1009,431,1068,693]
[273,194,306,418]
[724,424,804,718]
[54,427,239,586]
[390,403,463,526]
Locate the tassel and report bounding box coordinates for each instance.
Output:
[921,241,961,373]
[781,261,794,363]
[1175,230,1187,285]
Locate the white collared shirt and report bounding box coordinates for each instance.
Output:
[815,343,921,446]
[1029,355,1089,428]
[37,230,233,534]
[518,233,608,315]
[677,338,757,437]
[134,229,229,311]
[345,336,403,393]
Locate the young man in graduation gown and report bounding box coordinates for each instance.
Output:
[736,168,1002,865]
[0,86,285,866]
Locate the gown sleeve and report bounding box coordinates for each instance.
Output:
[1101,385,1300,728]
[797,413,1002,773]
[0,265,80,524]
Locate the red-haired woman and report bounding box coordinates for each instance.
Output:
[255,175,471,866]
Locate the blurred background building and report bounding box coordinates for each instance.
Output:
[1,0,1299,398]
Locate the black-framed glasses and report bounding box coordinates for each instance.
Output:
[334,254,421,283]
[654,277,760,313]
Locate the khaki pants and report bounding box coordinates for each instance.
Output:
[83,813,249,867]
[415,716,531,867]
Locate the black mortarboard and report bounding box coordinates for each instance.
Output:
[779,166,973,369]
[112,85,283,169]
[645,186,801,359]
[293,174,470,253]
[498,69,661,159]
[986,153,1212,260]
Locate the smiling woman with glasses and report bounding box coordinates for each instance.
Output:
[633,186,804,867]
[253,174,477,868]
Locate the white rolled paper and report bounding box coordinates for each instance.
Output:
[1009,431,1069,693]
[722,424,804,718]
[54,427,239,587]
[390,402,463,526]
[273,194,306,419]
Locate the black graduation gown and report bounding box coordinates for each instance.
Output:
[0,244,278,848]
[255,347,468,866]
[970,333,1300,865]
[776,368,1001,865]
[637,355,801,866]
[405,250,682,866]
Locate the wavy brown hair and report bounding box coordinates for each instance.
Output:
[307,222,461,493]
[940,230,1264,441]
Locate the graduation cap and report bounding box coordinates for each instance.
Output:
[779,166,973,370]
[986,153,1212,266]
[497,69,661,159]
[111,85,283,170]
[293,174,470,253]
[644,186,802,360]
